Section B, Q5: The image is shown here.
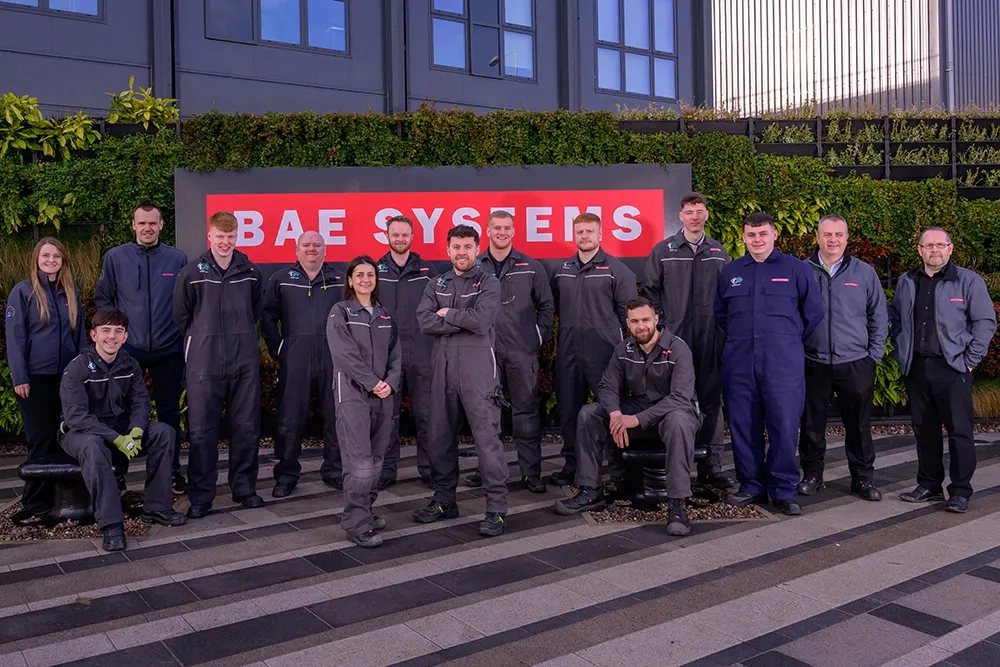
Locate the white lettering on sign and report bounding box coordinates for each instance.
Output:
[235,210,264,246]
[414,207,445,244]
[319,209,347,245]
[564,206,602,241]
[525,206,553,242]
[452,207,482,235]
[612,205,642,241]
[274,210,304,246]
[372,207,404,245]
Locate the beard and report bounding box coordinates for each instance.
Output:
[632,329,655,345]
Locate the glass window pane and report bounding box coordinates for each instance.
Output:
[503,31,533,78]
[625,52,650,95]
[597,47,621,91]
[623,0,648,49]
[470,0,498,24]
[504,0,531,27]
[206,0,254,41]
[596,0,619,43]
[654,57,676,98]
[471,24,500,77]
[261,0,301,44]
[308,0,346,51]
[48,0,98,13]
[433,0,464,15]
[433,18,466,68]
[654,0,674,52]
[1,0,40,6]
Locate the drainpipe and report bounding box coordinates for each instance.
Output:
[943,0,956,112]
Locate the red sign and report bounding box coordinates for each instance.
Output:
[203,189,665,263]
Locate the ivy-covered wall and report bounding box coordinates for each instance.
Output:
[2,108,1000,435]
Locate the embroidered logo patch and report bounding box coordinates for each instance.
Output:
[197,262,209,273]
[667,241,678,251]
[844,282,859,287]
[5,305,14,319]
[378,263,388,272]
[710,247,723,252]
[288,269,301,279]
[730,276,743,287]
[950,298,965,302]
[771,278,790,282]
[87,361,97,372]
[596,265,610,270]
[514,262,529,267]
[161,273,175,277]
[436,277,449,287]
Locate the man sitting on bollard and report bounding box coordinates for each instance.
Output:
[553,297,701,537]
[59,307,187,552]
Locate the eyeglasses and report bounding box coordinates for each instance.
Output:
[918,243,951,250]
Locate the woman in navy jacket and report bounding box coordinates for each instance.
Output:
[5,237,86,524]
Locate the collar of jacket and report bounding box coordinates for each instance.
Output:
[82,344,131,374]
[568,247,608,268]
[379,251,426,276]
[625,331,674,357]
[807,249,853,272]
[906,261,958,282]
[197,249,253,275]
[345,298,383,314]
[666,230,721,255]
[442,262,488,282]
[36,270,65,293]
[292,261,342,285]
[477,247,523,264]
[131,241,161,255]
[738,248,785,266]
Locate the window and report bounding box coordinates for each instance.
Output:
[0,0,99,15]
[596,0,676,99]
[431,0,536,80]
[206,0,348,53]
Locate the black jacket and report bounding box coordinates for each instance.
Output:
[5,274,86,385]
[416,263,500,348]
[377,252,437,365]
[60,346,150,441]
[477,248,555,356]
[552,248,637,349]
[95,242,187,355]
[173,250,263,372]
[326,299,403,397]
[261,262,345,362]
[596,332,699,429]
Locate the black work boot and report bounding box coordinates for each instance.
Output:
[523,476,546,494]
[102,523,127,552]
[348,529,384,548]
[412,500,460,523]
[698,470,735,490]
[142,509,188,527]
[851,479,882,501]
[479,512,506,537]
[666,498,691,536]
[553,487,606,515]
[796,475,825,496]
[547,469,574,487]
[464,471,483,488]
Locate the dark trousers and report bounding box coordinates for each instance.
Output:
[380,362,432,482]
[15,374,69,515]
[336,391,393,536]
[274,362,338,486]
[555,338,616,477]
[498,349,542,478]
[691,340,725,476]
[905,357,977,499]
[61,421,175,528]
[130,349,184,477]
[798,357,877,483]
[185,364,261,506]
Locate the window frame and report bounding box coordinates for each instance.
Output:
[429,0,538,83]
[0,0,104,22]
[205,0,351,57]
[594,0,677,101]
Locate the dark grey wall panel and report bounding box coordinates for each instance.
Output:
[953,0,1000,108]
[173,0,386,115]
[0,0,150,115]
[405,0,560,111]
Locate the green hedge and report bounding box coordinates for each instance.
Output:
[3,108,1000,435]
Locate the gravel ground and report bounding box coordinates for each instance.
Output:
[0,491,151,542]
[588,481,771,524]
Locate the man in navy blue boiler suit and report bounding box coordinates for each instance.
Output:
[715,213,824,516]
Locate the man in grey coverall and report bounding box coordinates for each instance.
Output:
[465,210,555,493]
[60,308,187,552]
[413,224,510,537]
[554,297,701,537]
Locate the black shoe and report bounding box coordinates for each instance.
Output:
[604,475,627,497]
[322,476,343,490]
[547,470,574,487]
[272,484,295,498]
[234,493,265,508]
[553,487,606,515]
[187,503,212,519]
[851,479,882,502]
[698,471,735,490]
[899,486,945,503]
[464,471,483,488]
[376,477,396,491]
[371,514,387,531]
[944,496,969,513]
[524,476,546,494]
[796,476,824,496]
[727,490,767,508]
[413,500,460,523]
[172,473,187,496]
[479,512,506,537]
[775,499,802,516]
[142,509,188,527]
[102,523,127,552]
[347,529,384,548]
[420,475,435,489]
[666,498,691,536]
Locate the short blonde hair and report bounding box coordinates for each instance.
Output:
[573,212,601,226]
[209,211,238,232]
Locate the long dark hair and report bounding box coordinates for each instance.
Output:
[343,255,380,304]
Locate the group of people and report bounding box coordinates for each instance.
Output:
[5,194,996,552]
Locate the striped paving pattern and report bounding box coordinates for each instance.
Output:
[2,434,1000,667]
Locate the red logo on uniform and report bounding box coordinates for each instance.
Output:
[596,265,610,269]
[710,247,723,252]
[162,273,175,277]
[514,262,529,266]
[950,298,965,302]
[420,267,429,271]
[771,278,789,282]
[844,282,859,287]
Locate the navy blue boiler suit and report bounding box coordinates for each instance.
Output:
[714,250,824,502]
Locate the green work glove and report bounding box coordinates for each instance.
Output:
[112,434,142,459]
[128,427,144,444]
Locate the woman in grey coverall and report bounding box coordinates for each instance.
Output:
[326,255,402,548]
